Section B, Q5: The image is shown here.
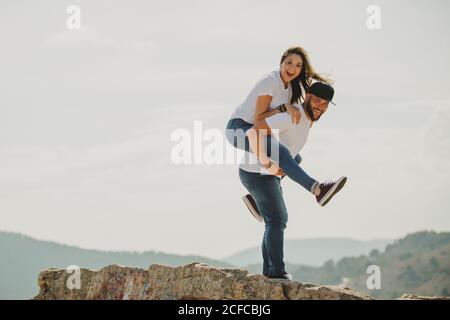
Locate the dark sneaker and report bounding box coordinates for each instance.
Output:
[242,194,263,223]
[267,273,293,282]
[316,176,347,207]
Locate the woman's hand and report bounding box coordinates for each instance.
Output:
[286,104,301,124]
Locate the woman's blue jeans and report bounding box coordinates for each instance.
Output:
[239,168,289,277]
[226,118,318,193]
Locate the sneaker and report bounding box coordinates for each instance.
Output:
[316,176,347,207]
[242,194,263,223]
[267,273,293,282]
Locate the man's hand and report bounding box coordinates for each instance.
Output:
[262,161,281,175]
[262,161,285,177]
[277,168,286,177]
[286,104,301,124]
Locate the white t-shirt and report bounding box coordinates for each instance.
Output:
[230,69,291,124]
[239,103,311,175]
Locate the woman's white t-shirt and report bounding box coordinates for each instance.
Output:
[230,69,291,124]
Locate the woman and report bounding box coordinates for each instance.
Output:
[225,46,331,198]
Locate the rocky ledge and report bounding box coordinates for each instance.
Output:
[34,262,374,300]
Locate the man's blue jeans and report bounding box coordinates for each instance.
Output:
[239,168,289,277]
[226,118,318,193]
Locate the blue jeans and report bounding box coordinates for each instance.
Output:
[225,118,318,193]
[239,168,289,277]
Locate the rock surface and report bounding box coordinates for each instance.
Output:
[34,262,374,300]
[399,294,450,300]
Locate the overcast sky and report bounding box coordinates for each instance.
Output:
[1,0,449,259]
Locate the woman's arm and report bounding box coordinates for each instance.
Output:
[254,95,280,123]
[254,95,301,124]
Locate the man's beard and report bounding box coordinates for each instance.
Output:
[304,100,323,122]
[304,100,317,121]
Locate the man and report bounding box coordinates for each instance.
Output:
[239,82,346,280]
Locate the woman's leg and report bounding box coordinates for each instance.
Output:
[225,118,252,151]
[239,169,288,277]
[226,118,318,194]
[268,136,318,193]
[293,153,302,166]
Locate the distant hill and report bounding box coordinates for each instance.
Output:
[0,232,234,300]
[291,231,450,299]
[223,238,393,267]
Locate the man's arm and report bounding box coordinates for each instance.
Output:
[246,113,291,174]
[246,119,273,168]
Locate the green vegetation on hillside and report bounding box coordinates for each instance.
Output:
[292,231,450,299]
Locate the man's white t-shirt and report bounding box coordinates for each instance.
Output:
[239,103,311,175]
[230,69,291,124]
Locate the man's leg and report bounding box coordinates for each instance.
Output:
[239,169,288,277]
[242,153,302,222]
[262,236,271,277]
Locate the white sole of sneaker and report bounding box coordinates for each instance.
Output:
[242,196,263,223]
[319,176,347,207]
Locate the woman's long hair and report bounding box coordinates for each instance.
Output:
[280,46,332,105]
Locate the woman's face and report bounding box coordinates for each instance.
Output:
[280,54,303,83]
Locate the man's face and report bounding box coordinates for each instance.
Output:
[307,94,330,120]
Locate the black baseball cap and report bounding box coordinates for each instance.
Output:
[310,82,335,105]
